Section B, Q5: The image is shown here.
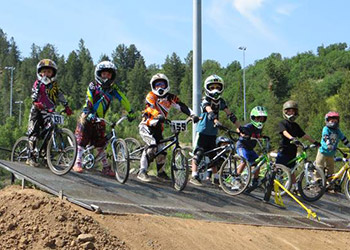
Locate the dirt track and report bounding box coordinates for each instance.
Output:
[0,185,349,250]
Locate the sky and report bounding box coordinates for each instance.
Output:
[0,0,350,67]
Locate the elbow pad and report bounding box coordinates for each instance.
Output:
[207,111,218,121]
[227,113,237,123]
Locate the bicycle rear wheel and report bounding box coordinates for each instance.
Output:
[111,139,130,184]
[47,128,77,175]
[11,136,30,163]
[298,163,326,202]
[124,137,143,175]
[171,147,189,191]
[219,154,251,196]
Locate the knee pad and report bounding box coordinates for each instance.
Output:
[156,153,166,166]
[146,145,158,162]
[193,148,204,165]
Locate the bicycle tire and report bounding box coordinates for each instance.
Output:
[344,174,350,202]
[11,136,30,163]
[171,147,189,191]
[111,139,130,184]
[47,128,77,175]
[263,170,276,202]
[124,137,143,175]
[219,154,251,196]
[298,163,326,202]
[271,164,292,196]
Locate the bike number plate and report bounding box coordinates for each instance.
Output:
[170,120,187,133]
[53,114,64,124]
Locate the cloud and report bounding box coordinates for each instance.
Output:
[276,3,298,16]
[230,0,277,41]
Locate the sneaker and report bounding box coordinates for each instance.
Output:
[72,164,83,173]
[245,179,258,193]
[211,178,220,186]
[157,171,170,181]
[26,158,39,167]
[189,176,203,186]
[137,171,152,182]
[102,167,115,177]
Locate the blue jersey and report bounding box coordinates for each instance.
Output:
[319,126,347,156]
[196,97,227,136]
[236,123,262,150]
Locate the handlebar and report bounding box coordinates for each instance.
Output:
[95,115,128,127]
[290,140,318,151]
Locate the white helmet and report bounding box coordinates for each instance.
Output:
[150,73,170,97]
[204,74,224,100]
[95,61,117,89]
[36,59,58,85]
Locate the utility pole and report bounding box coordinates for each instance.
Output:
[193,0,202,143]
[15,101,23,126]
[5,66,15,117]
[238,47,246,121]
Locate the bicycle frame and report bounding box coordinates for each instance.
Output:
[329,149,350,185]
[82,116,127,167]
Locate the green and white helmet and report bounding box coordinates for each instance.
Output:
[250,106,268,129]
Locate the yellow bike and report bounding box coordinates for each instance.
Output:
[325,148,350,201]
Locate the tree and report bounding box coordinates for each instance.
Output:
[126,57,148,111]
[162,52,185,95]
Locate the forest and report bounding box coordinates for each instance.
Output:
[1,27,350,160]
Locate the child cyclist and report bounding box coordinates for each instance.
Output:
[27,59,73,167]
[138,73,199,182]
[316,111,350,191]
[73,61,134,176]
[275,100,320,190]
[190,75,240,186]
[236,106,268,189]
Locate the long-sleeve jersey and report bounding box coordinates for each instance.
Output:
[141,91,193,127]
[31,80,68,109]
[83,82,131,118]
[319,126,350,156]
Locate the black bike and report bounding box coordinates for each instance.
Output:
[11,109,77,175]
[127,118,193,191]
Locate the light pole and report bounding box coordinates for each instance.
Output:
[15,101,23,126]
[193,0,202,143]
[238,47,246,121]
[5,66,15,117]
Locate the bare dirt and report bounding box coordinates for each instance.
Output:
[0,185,349,250]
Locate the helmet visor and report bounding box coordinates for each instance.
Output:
[208,83,223,91]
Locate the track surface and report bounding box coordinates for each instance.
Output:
[0,160,349,230]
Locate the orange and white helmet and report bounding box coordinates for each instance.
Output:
[150,73,170,97]
[36,59,57,85]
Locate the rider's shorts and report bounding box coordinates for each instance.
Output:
[236,147,259,165]
[75,120,106,147]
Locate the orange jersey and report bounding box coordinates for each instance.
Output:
[141,92,191,127]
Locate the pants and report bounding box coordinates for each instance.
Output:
[315,150,335,176]
[139,123,166,172]
[27,107,46,157]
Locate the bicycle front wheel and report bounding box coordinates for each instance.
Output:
[171,147,189,191]
[344,174,350,202]
[11,136,30,163]
[298,163,326,202]
[111,139,130,184]
[124,137,142,175]
[271,164,292,196]
[47,128,77,175]
[219,154,251,196]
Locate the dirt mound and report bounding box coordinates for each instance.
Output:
[0,186,128,250]
[0,185,349,250]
